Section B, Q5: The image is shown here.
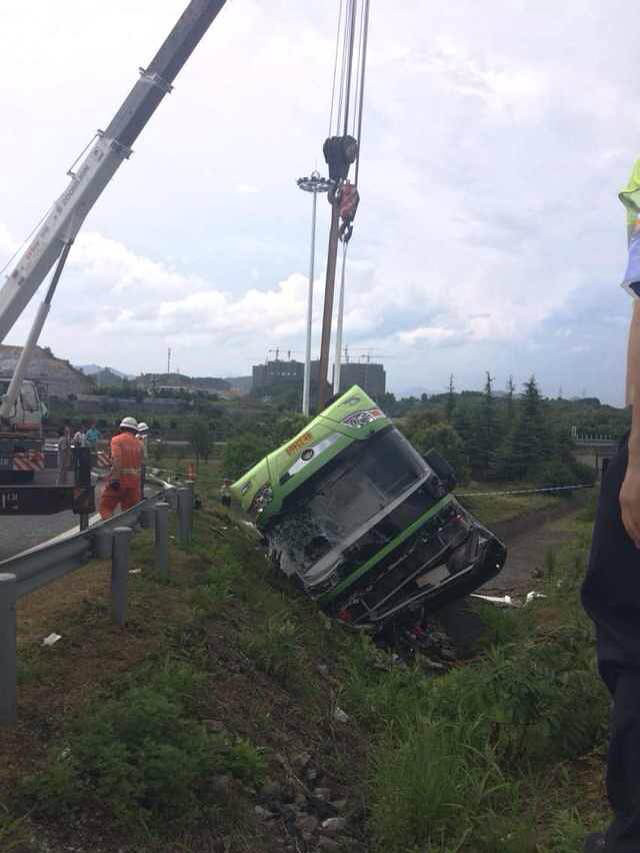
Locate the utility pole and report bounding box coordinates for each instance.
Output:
[333,242,348,395]
[296,171,331,416]
[167,347,171,375]
[318,0,358,411]
[318,202,340,410]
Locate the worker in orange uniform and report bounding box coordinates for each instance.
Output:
[99,416,143,519]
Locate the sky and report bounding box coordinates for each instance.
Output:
[0,0,637,405]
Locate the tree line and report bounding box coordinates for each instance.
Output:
[400,374,605,486]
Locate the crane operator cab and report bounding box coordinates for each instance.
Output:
[0,379,46,485]
[0,379,45,433]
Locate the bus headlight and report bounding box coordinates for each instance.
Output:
[249,484,273,515]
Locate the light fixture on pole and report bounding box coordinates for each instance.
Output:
[296,170,332,415]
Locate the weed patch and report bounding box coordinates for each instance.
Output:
[19,660,265,830]
[342,512,610,852]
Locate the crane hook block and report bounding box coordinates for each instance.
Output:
[323,135,358,182]
[338,181,360,243]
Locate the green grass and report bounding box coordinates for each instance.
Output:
[459,481,592,527]
[0,806,30,852]
[338,510,610,852]
[19,658,265,830]
[2,457,611,852]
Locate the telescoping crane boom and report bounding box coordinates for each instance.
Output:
[0,0,226,402]
[0,0,226,516]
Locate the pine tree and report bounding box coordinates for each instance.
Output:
[509,376,546,479]
[446,374,456,422]
[477,371,500,477]
[506,375,515,423]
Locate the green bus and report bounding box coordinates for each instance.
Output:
[231,386,506,631]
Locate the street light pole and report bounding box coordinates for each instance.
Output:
[333,241,348,395]
[296,171,331,415]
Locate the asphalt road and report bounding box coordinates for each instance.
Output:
[0,479,160,563]
[0,475,110,563]
[0,508,83,562]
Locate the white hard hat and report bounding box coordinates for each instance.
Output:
[137,422,149,434]
[120,416,138,430]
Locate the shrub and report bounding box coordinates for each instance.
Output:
[20,662,265,827]
[403,421,471,484]
[533,460,576,490]
[189,418,212,463]
[571,460,598,487]
[222,433,271,481]
[244,614,299,684]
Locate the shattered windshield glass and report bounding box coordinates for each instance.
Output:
[267,427,431,576]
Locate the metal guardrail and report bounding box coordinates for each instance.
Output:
[0,478,195,725]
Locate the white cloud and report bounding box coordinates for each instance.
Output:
[397,326,459,345]
[0,1,633,402]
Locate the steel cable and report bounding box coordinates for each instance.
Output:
[351,0,366,138]
[336,0,351,136]
[354,0,370,188]
[328,0,344,138]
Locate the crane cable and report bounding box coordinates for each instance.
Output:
[354,0,370,188]
[351,0,365,140]
[318,0,371,409]
[328,0,344,138]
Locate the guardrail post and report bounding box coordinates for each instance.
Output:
[0,573,17,725]
[154,502,169,577]
[140,507,154,530]
[75,446,93,531]
[111,527,132,627]
[177,487,191,547]
[186,479,195,536]
[93,529,113,560]
[165,487,178,510]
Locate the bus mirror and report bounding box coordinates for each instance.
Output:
[423,449,457,493]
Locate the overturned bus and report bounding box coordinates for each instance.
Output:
[231,386,506,631]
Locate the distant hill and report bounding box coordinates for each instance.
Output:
[1,345,94,398]
[135,373,230,394]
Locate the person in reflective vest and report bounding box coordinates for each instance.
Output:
[99,416,143,519]
[137,421,150,460]
[582,157,640,853]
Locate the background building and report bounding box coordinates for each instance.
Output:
[252,355,386,403]
[338,361,386,399]
[252,359,304,389]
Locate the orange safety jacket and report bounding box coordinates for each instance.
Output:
[109,431,142,488]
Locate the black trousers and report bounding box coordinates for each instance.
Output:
[582,436,640,851]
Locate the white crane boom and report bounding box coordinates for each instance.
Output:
[0,0,226,346]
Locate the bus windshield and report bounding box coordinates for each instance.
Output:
[267,427,431,575]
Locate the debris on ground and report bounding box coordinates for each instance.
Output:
[471,593,516,607]
[472,590,547,608]
[333,706,349,724]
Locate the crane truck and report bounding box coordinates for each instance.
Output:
[0,0,227,515]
